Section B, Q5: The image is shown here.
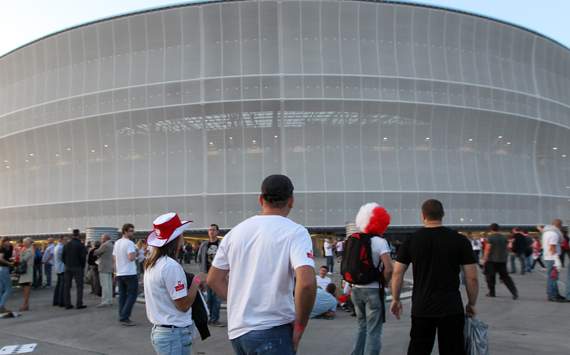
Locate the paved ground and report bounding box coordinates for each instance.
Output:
[1,260,569,355]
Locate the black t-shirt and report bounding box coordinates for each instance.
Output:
[0,245,13,265]
[397,226,476,317]
[205,241,219,272]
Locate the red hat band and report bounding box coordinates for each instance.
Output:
[153,214,183,240]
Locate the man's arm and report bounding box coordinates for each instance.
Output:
[0,252,13,267]
[292,265,317,351]
[93,243,106,257]
[462,263,479,317]
[127,251,136,262]
[206,266,229,300]
[381,253,393,284]
[390,261,408,320]
[482,242,491,264]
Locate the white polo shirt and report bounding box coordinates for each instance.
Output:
[144,256,192,327]
[212,215,315,340]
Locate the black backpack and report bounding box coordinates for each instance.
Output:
[341,233,381,285]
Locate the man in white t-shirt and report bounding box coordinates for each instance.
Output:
[207,175,316,354]
[348,203,394,355]
[540,219,565,302]
[324,238,334,274]
[336,239,344,259]
[112,223,138,326]
[316,265,332,290]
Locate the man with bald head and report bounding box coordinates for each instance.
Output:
[42,237,55,287]
[95,234,114,307]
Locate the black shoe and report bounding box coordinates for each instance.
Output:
[65,305,74,310]
[120,319,136,326]
[548,298,564,303]
[76,305,87,310]
[486,293,496,298]
[556,294,566,300]
[512,294,519,300]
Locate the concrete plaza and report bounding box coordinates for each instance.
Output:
[1,261,569,355]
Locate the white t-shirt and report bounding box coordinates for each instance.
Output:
[113,238,137,276]
[353,236,390,289]
[471,239,482,251]
[324,241,334,257]
[316,275,332,290]
[144,256,192,327]
[212,215,315,340]
[336,241,344,252]
[543,229,561,261]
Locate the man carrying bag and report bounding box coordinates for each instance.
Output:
[341,203,393,355]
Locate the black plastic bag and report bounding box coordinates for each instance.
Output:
[464,317,489,355]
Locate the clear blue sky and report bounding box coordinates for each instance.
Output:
[0,0,568,57]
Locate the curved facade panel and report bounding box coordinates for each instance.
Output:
[0,0,569,235]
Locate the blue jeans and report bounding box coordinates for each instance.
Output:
[351,287,384,355]
[117,275,138,321]
[545,260,560,299]
[151,325,193,355]
[0,267,12,308]
[509,254,517,273]
[231,324,294,355]
[44,263,52,287]
[207,287,221,322]
[326,256,334,273]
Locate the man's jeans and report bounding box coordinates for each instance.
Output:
[351,287,384,355]
[151,325,193,355]
[509,254,517,273]
[44,263,52,287]
[545,260,560,299]
[117,275,138,321]
[100,272,113,305]
[207,287,221,322]
[0,267,12,308]
[326,255,334,273]
[231,324,294,355]
[516,253,526,275]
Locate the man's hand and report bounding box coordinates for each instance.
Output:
[466,303,476,318]
[292,322,305,352]
[390,300,403,320]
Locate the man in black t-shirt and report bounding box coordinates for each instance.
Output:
[391,199,479,355]
[197,224,224,327]
[0,237,15,313]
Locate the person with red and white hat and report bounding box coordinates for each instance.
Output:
[344,202,393,355]
[144,212,206,355]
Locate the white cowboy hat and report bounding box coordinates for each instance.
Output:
[147,212,193,248]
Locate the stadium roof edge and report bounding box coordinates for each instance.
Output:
[1,0,569,60]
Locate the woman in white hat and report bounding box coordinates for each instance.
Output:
[144,212,206,355]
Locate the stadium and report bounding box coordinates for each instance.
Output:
[0,0,569,237]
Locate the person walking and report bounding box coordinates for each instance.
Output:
[62,229,88,310]
[113,223,138,326]
[391,199,479,355]
[540,220,566,302]
[53,236,66,307]
[0,237,14,313]
[95,234,114,307]
[42,238,55,287]
[343,202,393,355]
[512,228,527,275]
[144,212,206,355]
[482,224,518,299]
[197,223,224,327]
[324,238,334,274]
[18,238,35,311]
[207,175,317,354]
[530,237,545,270]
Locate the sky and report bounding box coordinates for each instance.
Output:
[0,0,569,57]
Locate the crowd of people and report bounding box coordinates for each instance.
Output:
[1,173,569,355]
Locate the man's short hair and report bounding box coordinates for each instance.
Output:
[122,223,135,234]
[72,229,80,237]
[261,174,294,208]
[489,223,500,232]
[320,265,329,271]
[325,283,337,296]
[421,199,444,221]
[210,224,219,231]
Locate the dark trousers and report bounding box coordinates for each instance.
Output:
[53,272,65,306]
[44,263,52,287]
[485,262,518,297]
[531,257,545,269]
[408,314,465,355]
[515,253,527,275]
[117,275,138,321]
[64,268,84,307]
[326,255,334,273]
[33,263,43,288]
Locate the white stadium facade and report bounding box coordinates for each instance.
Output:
[0,0,569,237]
